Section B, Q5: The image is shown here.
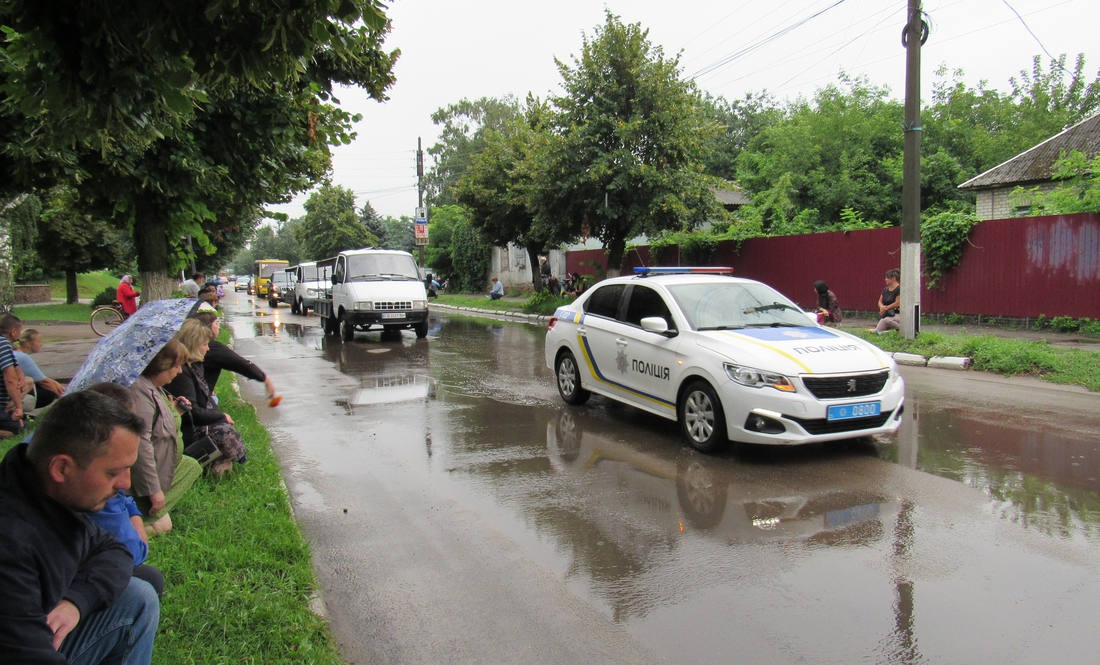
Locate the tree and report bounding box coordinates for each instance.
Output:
[426,96,522,207]
[360,202,387,246]
[736,76,904,230]
[2,194,42,282]
[294,185,379,261]
[1,1,400,299]
[380,215,415,253]
[1010,150,1100,215]
[697,92,782,181]
[456,99,566,291]
[36,189,128,303]
[535,12,722,275]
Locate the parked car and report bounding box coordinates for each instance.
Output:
[544,267,905,453]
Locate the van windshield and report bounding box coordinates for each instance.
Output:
[298,265,319,281]
[346,254,419,281]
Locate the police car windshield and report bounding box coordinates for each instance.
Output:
[346,254,419,281]
[667,282,809,330]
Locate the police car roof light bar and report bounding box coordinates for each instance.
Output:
[633,267,734,276]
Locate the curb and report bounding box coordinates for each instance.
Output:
[429,303,552,325]
[889,351,972,371]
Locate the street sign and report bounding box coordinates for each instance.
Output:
[415,222,429,241]
[415,206,427,222]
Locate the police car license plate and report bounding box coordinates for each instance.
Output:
[381,312,405,319]
[826,401,881,421]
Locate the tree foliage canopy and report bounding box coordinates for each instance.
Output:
[294,184,379,261]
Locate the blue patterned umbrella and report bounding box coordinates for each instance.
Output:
[68,298,200,391]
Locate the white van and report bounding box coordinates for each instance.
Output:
[313,249,430,339]
[289,260,331,314]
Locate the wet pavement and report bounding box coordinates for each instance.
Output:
[223,292,1100,665]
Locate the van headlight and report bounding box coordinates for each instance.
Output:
[413,300,427,309]
[724,363,796,392]
[306,288,318,297]
[354,301,373,311]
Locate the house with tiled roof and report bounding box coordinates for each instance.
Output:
[959,113,1100,220]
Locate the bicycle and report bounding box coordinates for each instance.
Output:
[90,300,126,337]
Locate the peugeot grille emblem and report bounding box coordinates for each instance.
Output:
[846,379,858,393]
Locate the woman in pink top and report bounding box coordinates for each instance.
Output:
[117,274,141,316]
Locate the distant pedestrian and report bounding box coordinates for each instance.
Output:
[874,269,901,333]
[813,280,842,326]
[489,276,504,300]
[117,275,141,316]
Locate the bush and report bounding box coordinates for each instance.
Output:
[91,286,118,308]
[1051,316,1080,333]
[523,290,572,315]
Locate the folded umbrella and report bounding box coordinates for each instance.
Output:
[68,298,200,391]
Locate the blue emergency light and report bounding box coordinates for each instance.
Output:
[633,267,734,276]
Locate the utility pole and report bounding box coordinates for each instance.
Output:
[416,137,425,269]
[900,0,924,340]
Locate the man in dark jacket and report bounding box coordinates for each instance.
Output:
[0,391,160,664]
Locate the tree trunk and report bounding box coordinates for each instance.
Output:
[525,244,544,292]
[0,207,14,311]
[65,270,79,304]
[133,198,175,302]
[605,235,626,278]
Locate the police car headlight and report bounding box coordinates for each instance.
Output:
[413,300,427,309]
[724,363,796,392]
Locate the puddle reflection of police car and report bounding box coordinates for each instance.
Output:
[544,267,905,453]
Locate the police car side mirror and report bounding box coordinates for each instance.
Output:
[640,317,676,337]
[805,311,818,325]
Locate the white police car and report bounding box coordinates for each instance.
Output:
[544,267,905,453]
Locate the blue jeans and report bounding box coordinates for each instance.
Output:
[60,577,159,665]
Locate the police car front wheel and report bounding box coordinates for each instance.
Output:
[679,381,727,453]
[556,350,591,405]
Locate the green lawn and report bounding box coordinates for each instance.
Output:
[853,329,1100,392]
[48,271,129,300]
[14,303,92,322]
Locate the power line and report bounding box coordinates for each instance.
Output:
[689,0,853,81]
[1000,0,1071,73]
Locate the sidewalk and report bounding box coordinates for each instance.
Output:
[837,316,1100,350]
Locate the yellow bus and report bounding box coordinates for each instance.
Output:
[254,259,290,297]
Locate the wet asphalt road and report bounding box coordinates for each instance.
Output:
[224,292,1100,665]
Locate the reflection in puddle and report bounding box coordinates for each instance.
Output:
[335,374,438,411]
[877,397,1100,538]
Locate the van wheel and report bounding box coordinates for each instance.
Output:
[555,350,590,405]
[340,314,355,341]
[291,300,300,315]
[678,381,727,454]
[414,322,428,339]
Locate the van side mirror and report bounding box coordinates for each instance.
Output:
[332,273,339,285]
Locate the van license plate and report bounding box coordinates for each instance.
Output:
[381,313,405,319]
[827,401,881,421]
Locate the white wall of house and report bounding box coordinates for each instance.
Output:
[974,182,1058,220]
[490,244,567,290]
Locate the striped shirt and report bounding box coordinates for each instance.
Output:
[0,338,16,411]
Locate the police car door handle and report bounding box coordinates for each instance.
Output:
[616,337,628,346]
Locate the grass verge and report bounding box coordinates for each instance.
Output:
[14,302,92,322]
[852,329,1100,392]
[0,369,341,663]
[434,293,526,311]
[48,271,125,300]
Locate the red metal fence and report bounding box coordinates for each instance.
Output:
[565,213,1100,319]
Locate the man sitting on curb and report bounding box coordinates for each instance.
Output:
[0,313,28,437]
[0,391,160,664]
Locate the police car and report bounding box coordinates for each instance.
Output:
[544,267,905,453]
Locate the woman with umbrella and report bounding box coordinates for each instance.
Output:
[129,339,202,535]
[167,319,245,476]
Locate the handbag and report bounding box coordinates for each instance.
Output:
[183,428,222,468]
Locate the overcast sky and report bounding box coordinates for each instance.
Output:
[268,0,1097,222]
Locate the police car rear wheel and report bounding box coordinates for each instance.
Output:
[679,381,727,453]
[556,351,590,405]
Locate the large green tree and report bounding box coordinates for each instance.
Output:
[425,96,521,207]
[36,189,128,303]
[534,12,721,275]
[294,185,379,261]
[455,99,566,291]
[1,0,399,299]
